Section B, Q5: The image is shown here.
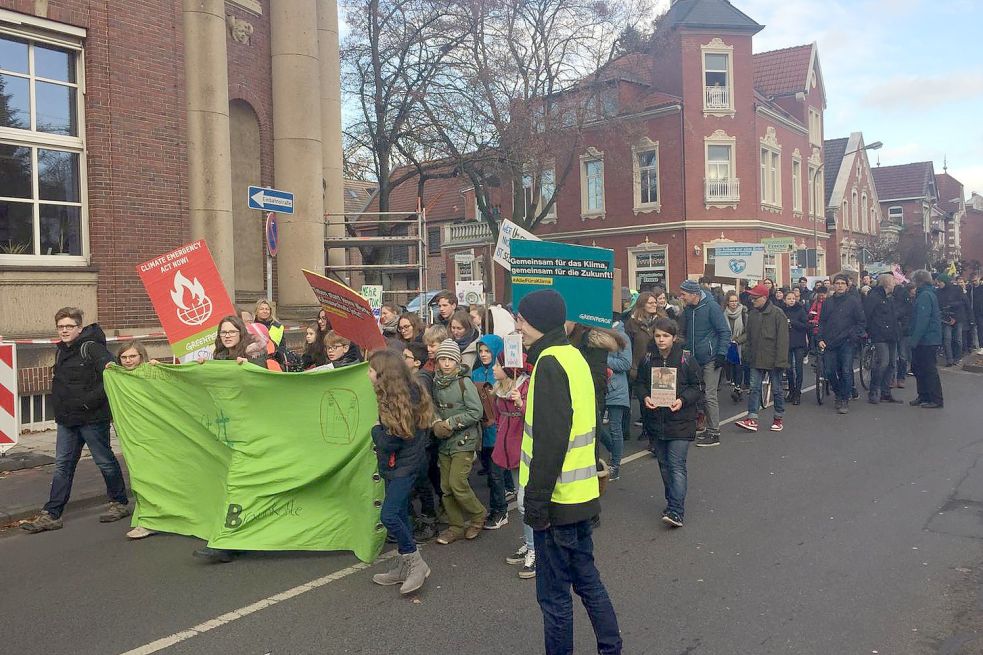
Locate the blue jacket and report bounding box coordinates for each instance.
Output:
[681,291,732,365]
[605,321,633,408]
[472,334,504,448]
[910,285,942,347]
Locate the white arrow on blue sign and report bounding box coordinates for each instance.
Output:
[248,186,294,214]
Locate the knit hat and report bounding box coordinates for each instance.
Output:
[747,283,770,298]
[679,279,701,294]
[435,338,462,364]
[517,289,567,334]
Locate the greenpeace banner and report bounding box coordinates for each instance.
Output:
[104,361,385,563]
[137,241,236,361]
[304,270,387,352]
[510,239,615,328]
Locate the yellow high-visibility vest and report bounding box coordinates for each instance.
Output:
[519,343,598,505]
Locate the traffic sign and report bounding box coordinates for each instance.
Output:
[265,212,279,257]
[248,186,294,214]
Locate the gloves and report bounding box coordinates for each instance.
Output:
[431,419,454,439]
[713,354,726,369]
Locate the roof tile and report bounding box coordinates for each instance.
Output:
[871,162,936,202]
[753,44,812,97]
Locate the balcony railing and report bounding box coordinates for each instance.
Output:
[705,85,730,109]
[445,221,495,246]
[705,177,740,203]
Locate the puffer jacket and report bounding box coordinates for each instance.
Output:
[52,324,114,427]
[781,302,809,350]
[372,385,428,480]
[863,285,900,343]
[910,284,942,347]
[894,286,914,336]
[745,300,790,370]
[491,375,529,471]
[605,321,632,408]
[818,291,865,348]
[633,342,703,441]
[432,366,483,455]
[680,291,732,366]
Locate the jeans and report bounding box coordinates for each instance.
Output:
[911,344,944,405]
[824,342,855,402]
[438,451,485,534]
[942,322,964,364]
[44,421,127,519]
[897,336,911,380]
[787,347,805,394]
[747,367,785,419]
[652,439,690,519]
[512,469,534,550]
[534,520,622,655]
[381,474,417,554]
[412,453,438,520]
[598,405,627,469]
[701,362,722,433]
[964,323,979,351]
[487,459,507,514]
[869,341,897,399]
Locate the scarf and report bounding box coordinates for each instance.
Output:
[434,368,462,390]
[380,316,399,336]
[455,327,478,353]
[724,304,745,339]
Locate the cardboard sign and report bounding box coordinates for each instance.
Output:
[137,241,237,361]
[455,280,485,306]
[761,237,795,254]
[304,270,387,352]
[493,219,540,270]
[650,367,677,408]
[360,285,383,319]
[510,240,615,328]
[503,333,523,369]
[713,244,765,279]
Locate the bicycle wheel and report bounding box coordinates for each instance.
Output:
[815,359,825,405]
[859,345,872,390]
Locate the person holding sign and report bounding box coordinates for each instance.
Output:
[634,318,703,529]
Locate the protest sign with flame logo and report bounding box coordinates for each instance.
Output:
[137,241,236,361]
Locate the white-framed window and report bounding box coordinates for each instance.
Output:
[759,147,781,208]
[20,392,55,431]
[792,156,802,213]
[0,26,86,264]
[579,146,605,218]
[841,199,848,228]
[808,107,822,146]
[861,193,869,233]
[522,166,556,222]
[851,189,859,230]
[701,38,734,115]
[889,206,904,226]
[705,130,738,204]
[808,165,817,216]
[632,138,660,213]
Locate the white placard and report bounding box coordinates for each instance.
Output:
[503,333,523,369]
[455,280,485,306]
[493,219,540,270]
[360,284,383,319]
[650,367,677,408]
[713,244,765,279]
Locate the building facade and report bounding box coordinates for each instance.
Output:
[870,161,947,271]
[822,133,882,272]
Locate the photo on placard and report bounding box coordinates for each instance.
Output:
[650,367,677,408]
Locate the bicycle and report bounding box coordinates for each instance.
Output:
[858,337,874,391]
[812,345,830,405]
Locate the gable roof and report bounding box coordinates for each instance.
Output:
[753,44,813,97]
[343,180,378,215]
[935,172,965,213]
[662,0,763,33]
[823,137,848,207]
[871,162,937,202]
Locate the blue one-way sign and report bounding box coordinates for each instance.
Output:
[248,186,294,214]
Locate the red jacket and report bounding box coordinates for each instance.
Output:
[490,377,529,471]
[808,298,825,335]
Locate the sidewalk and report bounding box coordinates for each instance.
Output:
[0,429,129,526]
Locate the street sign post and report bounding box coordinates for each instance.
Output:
[248,186,294,214]
[264,212,278,301]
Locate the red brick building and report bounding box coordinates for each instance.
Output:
[963,193,983,275]
[822,132,882,272]
[871,161,947,271]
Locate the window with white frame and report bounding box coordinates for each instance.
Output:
[0,28,86,262]
[522,167,556,220]
[851,189,859,230]
[841,199,848,228]
[861,193,869,233]
[705,131,738,204]
[760,147,781,207]
[20,392,55,430]
[579,147,605,217]
[792,157,802,213]
[632,139,660,212]
[808,164,817,216]
[808,107,822,146]
[701,38,734,114]
[889,206,903,226]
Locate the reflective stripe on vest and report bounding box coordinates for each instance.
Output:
[519,344,599,505]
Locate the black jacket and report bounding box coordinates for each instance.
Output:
[939,283,970,325]
[52,324,114,427]
[781,303,809,350]
[972,284,983,319]
[894,286,914,336]
[633,343,703,441]
[863,286,900,343]
[818,291,866,348]
[371,386,428,480]
[524,327,600,530]
[567,324,612,419]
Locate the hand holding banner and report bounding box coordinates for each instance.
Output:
[304,270,387,352]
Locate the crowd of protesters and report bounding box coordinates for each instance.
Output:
[19,268,979,655]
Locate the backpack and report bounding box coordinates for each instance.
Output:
[471,380,497,427]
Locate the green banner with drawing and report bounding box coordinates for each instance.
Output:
[104,361,384,563]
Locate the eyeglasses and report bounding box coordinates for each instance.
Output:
[403,353,416,360]
[327,344,347,351]
[56,323,79,330]
[219,330,240,337]
[398,324,412,331]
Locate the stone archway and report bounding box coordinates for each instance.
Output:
[229,99,264,296]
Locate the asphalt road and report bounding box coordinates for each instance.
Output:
[2,368,982,655]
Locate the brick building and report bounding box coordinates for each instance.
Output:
[0,0,344,430]
[870,161,947,271]
[963,193,983,275]
[822,132,882,271]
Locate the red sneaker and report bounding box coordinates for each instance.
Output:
[770,417,784,432]
[736,417,758,432]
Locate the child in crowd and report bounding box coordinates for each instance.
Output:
[403,341,441,542]
[491,351,535,579]
[302,322,328,369]
[422,324,449,373]
[471,335,511,529]
[635,318,703,529]
[368,350,434,595]
[430,339,486,544]
[324,331,363,368]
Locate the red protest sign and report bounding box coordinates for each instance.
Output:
[137,241,236,359]
[302,269,387,352]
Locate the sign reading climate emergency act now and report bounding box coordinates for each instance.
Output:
[509,239,615,329]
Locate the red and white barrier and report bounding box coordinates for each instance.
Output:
[0,343,17,453]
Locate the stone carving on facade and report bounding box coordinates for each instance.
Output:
[227,14,254,45]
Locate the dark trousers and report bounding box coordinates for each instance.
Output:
[787,347,805,394]
[487,459,507,514]
[44,421,127,519]
[381,474,417,555]
[534,520,622,655]
[869,341,897,399]
[824,342,854,402]
[911,344,944,405]
[412,443,440,519]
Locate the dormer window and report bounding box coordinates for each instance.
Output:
[701,38,735,116]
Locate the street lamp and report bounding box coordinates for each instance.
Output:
[809,141,883,275]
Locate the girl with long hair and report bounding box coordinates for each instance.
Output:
[302,322,328,369]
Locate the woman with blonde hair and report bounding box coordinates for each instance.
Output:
[253,299,284,348]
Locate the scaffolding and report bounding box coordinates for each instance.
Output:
[323,208,429,318]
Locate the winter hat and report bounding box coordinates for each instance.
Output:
[496,350,533,376]
[435,338,462,365]
[679,279,701,294]
[747,283,770,298]
[517,289,566,334]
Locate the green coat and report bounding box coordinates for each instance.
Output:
[745,300,790,370]
[432,367,484,455]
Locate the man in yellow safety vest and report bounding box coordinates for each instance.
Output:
[517,289,622,655]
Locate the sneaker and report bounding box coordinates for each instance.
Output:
[99,502,131,523]
[518,550,537,579]
[851,389,860,400]
[662,511,684,528]
[20,511,63,533]
[837,400,849,415]
[919,402,943,409]
[193,546,234,563]
[436,529,461,545]
[695,432,720,447]
[880,395,903,404]
[504,491,518,504]
[896,380,906,388]
[736,417,758,432]
[506,544,529,565]
[608,465,620,481]
[602,410,610,425]
[483,512,508,530]
[908,398,924,406]
[633,420,643,428]
[834,399,842,411]
[413,520,438,544]
[867,395,880,404]
[770,417,784,432]
[464,523,482,540]
[695,412,707,434]
[126,526,155,539]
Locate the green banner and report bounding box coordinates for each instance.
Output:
[104,361,385,563]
